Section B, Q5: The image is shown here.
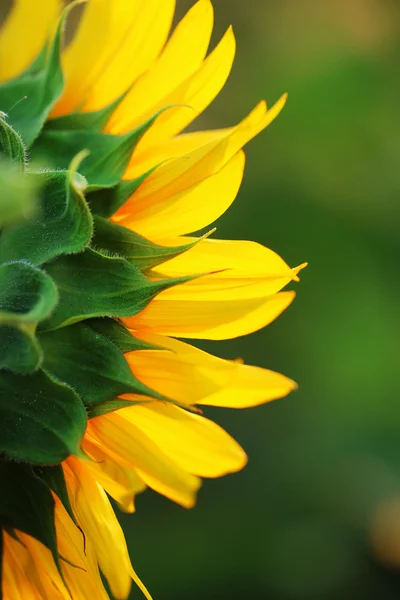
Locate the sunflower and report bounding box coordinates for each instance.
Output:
[0,0,305,598]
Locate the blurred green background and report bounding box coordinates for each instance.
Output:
[119,1,400,598]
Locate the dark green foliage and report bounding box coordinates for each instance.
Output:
[40,322,165,406]
[42,248,194,330]
[0,115,26,167]
[32,112,162,189]
[0,370,87,464]
[87,317,159,353]
[0,164,93,265]
[0,261,58,373]
[0,462,68,586]
[93,216,200,271]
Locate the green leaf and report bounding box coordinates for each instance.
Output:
[87,166,157,218]
[39,322,164,406]
[0,370,87,464]
[41,248,195,330]
[92,215,203,271]
[0,461,66,588]
[87,317,160,353]
[0,260,58,324]
[0,114,26,166]
[0,7,66,146]
[0,155,93,265]
[0,159,40,227]
[31,111,163,189]
[0,325,42,374]
[0,261,58,373]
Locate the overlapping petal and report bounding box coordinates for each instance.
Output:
[125,331,297,408]
[107,0,218,134]
[64,458,151,600]
[116,98,287,236]
[0,0,61,83]
[88,414,201,508]
[52,0,175,116]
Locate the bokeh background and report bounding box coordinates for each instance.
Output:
[119,1,400,598]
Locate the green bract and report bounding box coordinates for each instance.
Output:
[0,8,198,591]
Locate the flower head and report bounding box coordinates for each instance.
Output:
[0,0,305,598]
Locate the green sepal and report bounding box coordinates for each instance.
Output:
[0,325,42,374]
[0,159,40,227]
[88,165,158,218]
[92,215,203,271]
[0,261,57,372]
[0,153,93,265]
[39,322,167,407]
[34,465,83,537]
[0,114,26,167]
[0,260,58,324]
[87,317,160,353]
[46,90,129,133]
[32,111,163,189]
[0,461,66,591]
[41,248,198,330]
[88,398,142,419]
[0,370,87,464]
[0,7,66,146]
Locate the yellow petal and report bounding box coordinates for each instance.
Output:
[119,151,245,238]
[3,531,63,600]
[0,0,61,83]
[82,436,146,513]
[53,499,111,600]
[52,0,175,117]
[65,458,151,600]
[126,332,297,408]
[125,284,295,340]
[120,403,247,477]
[127,128,226,177]
[151,237,306,297]
[117,97,287,232]
[108,0,214,133]
[88,415,201,508]
[134,26,235,150]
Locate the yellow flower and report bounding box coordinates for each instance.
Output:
[0,1,305,598]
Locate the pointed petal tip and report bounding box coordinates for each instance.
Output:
[291,261,308,282]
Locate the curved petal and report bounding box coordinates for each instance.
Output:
[152,237,306,297]
[53,500,111,599]
[0,0,61,83]
[64,458,150,600]
[124,285,295,340]
[117,97,287,228]
[88,416,201,508]
[108,0,215,133]
[52,0,175,116]
[125,332,297,408]
[82,437,146,513]
[3,530,65,600]
[133,26,235,149]
[119,403,247,478]
[121,151,245,238]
